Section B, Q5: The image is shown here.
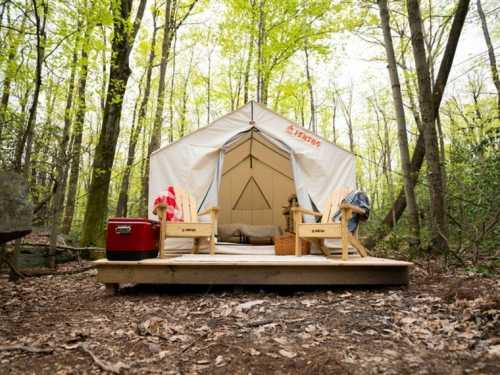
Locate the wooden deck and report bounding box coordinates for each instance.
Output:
[94,251,413,288]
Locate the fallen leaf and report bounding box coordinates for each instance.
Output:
[279,349,297,359]
[236,300,265,312]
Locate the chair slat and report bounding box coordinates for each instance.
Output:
[189,194,198,223]
[323,187,351,223]
[332,187,352,222]
[321,196,333,223]
[179,189,191,223]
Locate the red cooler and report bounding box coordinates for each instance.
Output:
[106,218,160,260]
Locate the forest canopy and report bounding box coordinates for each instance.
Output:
[0,0,498,270]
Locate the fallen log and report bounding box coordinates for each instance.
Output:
[17,243,104,253]
[21,265,94,278]
[0,344,53,354]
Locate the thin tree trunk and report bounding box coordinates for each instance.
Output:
[115,83,142,217]
[407,0,449,253]
[169,32,177,141]
[62,23,93,235]
[338,85,355,154]
[331,106,337,142]
[476,0,500,118]
[331,90,337,143]
[256,0,265,103]
[304,43,316,133]
[14,0,48,174]
[206,41,211,125]
[378,0,420,248]
[179,52,193,137]
[243,4,256,104]
[47,28,81,268]
[150,0,174,151]
[100,25,108,115]
[261,71,270,105]
[32,81,55,215]
[366,0,470,249]
[0,10,22,148]
[0,46,14,148]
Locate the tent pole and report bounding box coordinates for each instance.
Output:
[251,101,254,123]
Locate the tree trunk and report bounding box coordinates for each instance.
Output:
[476,0,500,118]
[331,91,337,143]
[47,27,81,268]
[342,87,355,154]
[0,23,19,148]
[261,73,270,105]
[0,48,14,148]
[256,0,265,103]
[14,0,48,174]
[243,3,256,104]
[115,85,142,217]
[366,0,470,249]
[407,0,449,253]
[62,21,94,235]
[206,40,211,125]
[170,33,178,142]
[100,25,108,115]
[378,0,420,248]
[304,43,316,133]
[81,0,142,247]
[179,52,194,137]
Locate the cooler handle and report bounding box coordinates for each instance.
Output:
[115,225,131,235]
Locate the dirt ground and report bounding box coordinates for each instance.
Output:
[0,261,499,375]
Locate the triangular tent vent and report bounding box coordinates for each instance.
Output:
[233,176,271,210]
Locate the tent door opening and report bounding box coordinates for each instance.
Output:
[218,130,295,231]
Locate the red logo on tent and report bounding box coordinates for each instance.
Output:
[286,125,321,148]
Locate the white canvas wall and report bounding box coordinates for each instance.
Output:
[148,102,356,221]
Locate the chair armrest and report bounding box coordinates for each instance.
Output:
[291,207,323,217]
[340,203,365,215]
[198,206,220,216]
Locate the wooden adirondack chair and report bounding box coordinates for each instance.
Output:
[291,187,369,260]
[153,187,219,257]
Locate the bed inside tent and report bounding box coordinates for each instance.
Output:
[94,102,412,288]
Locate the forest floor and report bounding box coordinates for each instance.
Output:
[0,261,499,375]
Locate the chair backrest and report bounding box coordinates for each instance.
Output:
[174,187,198,223]
[321,187,352,223]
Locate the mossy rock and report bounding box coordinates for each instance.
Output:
[0,170,33,244]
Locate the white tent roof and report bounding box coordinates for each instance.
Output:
[148,101,355,220]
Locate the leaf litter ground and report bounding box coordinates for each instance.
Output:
[0,261,498,374]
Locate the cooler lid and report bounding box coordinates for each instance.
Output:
[108,217,158,224]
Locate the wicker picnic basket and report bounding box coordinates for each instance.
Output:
[273,233,310,255]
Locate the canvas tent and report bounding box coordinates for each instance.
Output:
[148,101,355,233]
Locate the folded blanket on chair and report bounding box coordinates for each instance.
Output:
[154,185,184,222]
